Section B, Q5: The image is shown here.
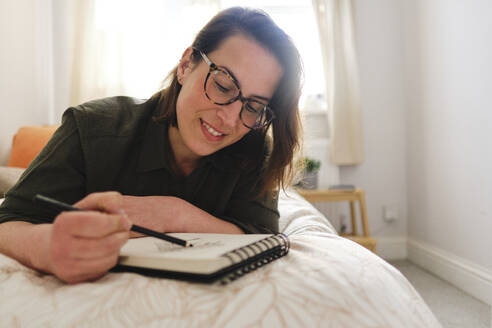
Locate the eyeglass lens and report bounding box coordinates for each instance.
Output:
[205,69,270,128]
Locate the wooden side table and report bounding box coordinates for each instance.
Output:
[296,188,377,253]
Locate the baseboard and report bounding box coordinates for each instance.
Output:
[408,238,492,306]
[375,237,408,261]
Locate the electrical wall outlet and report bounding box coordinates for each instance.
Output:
[383,204,398,222]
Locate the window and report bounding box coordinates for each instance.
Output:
[223,0,326,105]
[86,1,325,108]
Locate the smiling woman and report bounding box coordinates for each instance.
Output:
[152,6,303,193]
[0,7,303,284]
[169,35,282,172]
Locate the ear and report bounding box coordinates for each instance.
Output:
[177,47,195,85]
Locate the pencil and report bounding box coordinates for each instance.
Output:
[33,194,192,247]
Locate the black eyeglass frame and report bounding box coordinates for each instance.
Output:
[196,50,276,130]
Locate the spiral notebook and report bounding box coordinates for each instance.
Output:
[114,233,290,283]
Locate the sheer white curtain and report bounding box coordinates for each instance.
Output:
[69,0,220,106]
[312,0,364,165]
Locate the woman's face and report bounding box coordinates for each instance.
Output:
[173,34,283,160]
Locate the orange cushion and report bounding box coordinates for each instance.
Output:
[7,125,59,168]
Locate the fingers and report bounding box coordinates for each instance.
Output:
[55,252,122,284]
[48,191,133,283]
[54,211,131,238]
[53,231,129,260]
[49,223,130,283]
[74,191,125,215]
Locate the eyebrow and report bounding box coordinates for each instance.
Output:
[220,64,271,103]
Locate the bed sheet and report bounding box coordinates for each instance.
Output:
[0,191,441,327]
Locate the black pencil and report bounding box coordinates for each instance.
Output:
[33,194,192,247]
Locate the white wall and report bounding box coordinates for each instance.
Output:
[350,0,491,269]
[348,0,492,304]
[403,0,492,271]
[342,0,408,243]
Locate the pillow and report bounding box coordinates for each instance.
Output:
[6,126,58,168]
[278,188,337,235]
[0,166,25,197]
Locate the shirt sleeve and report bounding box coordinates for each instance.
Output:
[0,109,86,224]
[218,189,280,234]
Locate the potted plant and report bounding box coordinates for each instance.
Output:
[299,157,321,189]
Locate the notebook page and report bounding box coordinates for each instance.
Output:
[120,233,273,259]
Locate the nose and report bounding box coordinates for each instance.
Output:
[216,100,242,128]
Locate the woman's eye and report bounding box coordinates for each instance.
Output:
[245,103,260,114]
[215,81,231,93]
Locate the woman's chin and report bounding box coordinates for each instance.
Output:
[188,143,219,157]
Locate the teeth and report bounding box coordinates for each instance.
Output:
[202,121,223,137]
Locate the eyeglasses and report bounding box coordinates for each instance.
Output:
[197,50,275,130]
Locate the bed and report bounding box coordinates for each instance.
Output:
[0,185,440,327]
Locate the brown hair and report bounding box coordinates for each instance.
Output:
[152,7,303,195]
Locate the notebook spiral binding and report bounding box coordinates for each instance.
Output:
[220,233,290,284]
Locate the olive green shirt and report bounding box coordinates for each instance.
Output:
[0,97,279,233]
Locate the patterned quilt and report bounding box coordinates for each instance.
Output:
[0,191,441,327]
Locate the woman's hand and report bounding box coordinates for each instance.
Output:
[40,192,132,283]
[122,195,182,235]
[121,195,244,235]
[0,192,241,283]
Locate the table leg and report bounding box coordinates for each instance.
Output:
[349,200,357,235]
[358,191,369,237]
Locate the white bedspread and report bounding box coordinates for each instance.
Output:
[0,191,441,327]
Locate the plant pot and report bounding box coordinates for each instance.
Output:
[301,171,318,189]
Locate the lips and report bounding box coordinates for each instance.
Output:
[201,120,224,136]
[200,119,226,141]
